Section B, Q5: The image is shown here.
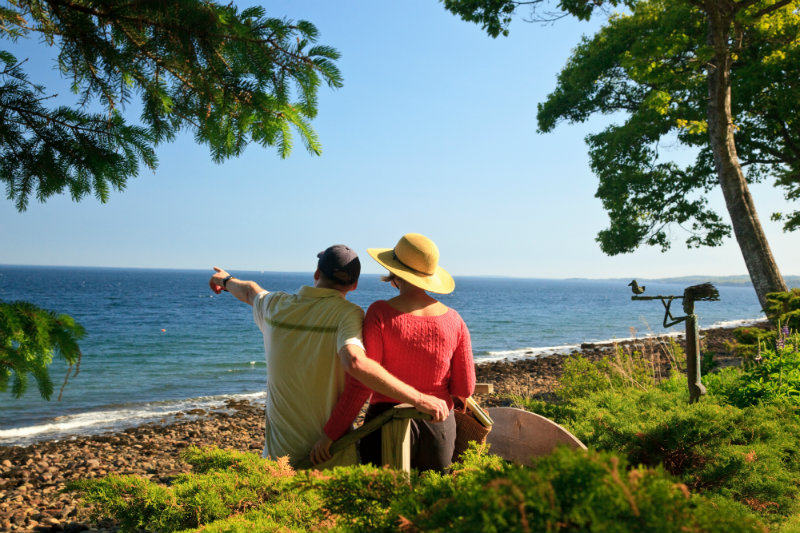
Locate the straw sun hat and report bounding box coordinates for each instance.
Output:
[368,233,455,294]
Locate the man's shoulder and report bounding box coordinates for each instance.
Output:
[271,289,363,318]
[253,290,281,305]
[326,296,365,318]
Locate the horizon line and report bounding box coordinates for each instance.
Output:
[2,263,798,283]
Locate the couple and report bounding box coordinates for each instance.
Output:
[210,233,475,472]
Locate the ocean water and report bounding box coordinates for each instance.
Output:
[0,266,765,446]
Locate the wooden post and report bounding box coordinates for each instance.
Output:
[631,283,717,405]
[381,417,412,473]
[684,298,707,404]
[292,405,429,471]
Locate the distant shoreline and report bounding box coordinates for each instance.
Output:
[1,264,798,285]
[0,319,771,449]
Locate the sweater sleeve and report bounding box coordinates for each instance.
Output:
[362,302,384,366]
[448,316,476,398]
[322,373,372,440]
[322,303,384,440]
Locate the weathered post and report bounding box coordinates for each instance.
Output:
[682,284,718,403]
[629,281,719,404]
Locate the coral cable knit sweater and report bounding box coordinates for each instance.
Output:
[323,300,476,440]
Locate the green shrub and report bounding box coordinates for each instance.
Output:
[557,353,614,400]
[384,446,764,533]
[517,374,800,521]
[765,289,800,331]
[730,326,777,362]
[69,475,185,532]
[69,447,316,533]
[557,339,683,402]
[298,464,412,532]
[706,332,800,408]
[71,442,769,533]
[701,350,719,374]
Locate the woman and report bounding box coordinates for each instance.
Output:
[321,233,475,472]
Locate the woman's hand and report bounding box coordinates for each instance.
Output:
[415,394,449,422]
[453,395,468,413]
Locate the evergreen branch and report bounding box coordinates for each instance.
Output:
[1,101,121,138]
[1,1,340,209]
[46,0,324,64]
[109,21,307,123]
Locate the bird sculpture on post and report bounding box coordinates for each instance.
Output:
[628,281,719,404]
[628,280,646,294]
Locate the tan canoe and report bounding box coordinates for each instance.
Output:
[486,407,586,466]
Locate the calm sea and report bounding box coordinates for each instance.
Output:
[0,266,765,445]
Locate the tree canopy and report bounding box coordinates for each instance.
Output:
[443,0,796,307]
[536,0,800,252]
[1,0,342,211]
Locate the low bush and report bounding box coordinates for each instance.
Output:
[765,290,800,332]
[557,338,683,402]
[515,339,800,524]
[299,464,413,532]
[383,446,763,533]
[730,326,778,361]
[70,443,765,533]
[69,446,317,533]
[706,329,800,408]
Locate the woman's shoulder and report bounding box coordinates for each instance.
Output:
[367,299,463,323]
[366,299,395,316]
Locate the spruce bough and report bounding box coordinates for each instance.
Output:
[1,0,342,211]
[0,300,84,400]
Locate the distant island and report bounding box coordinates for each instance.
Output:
[642,275,800,287]
[560,274,800,287]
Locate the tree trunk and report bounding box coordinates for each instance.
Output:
[704,1,787,311]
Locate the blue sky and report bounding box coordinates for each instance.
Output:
[1,1,797,279]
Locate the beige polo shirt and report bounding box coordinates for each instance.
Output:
[253,286,364,468]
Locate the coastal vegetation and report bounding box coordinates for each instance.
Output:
[68,305,800,532]
[71,444,765,532]
[0,300,83,400]
[514,319,800,531]
[442,0,799,308]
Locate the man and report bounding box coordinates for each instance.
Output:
[210,245,448,468]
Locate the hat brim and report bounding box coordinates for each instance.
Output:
[368,248,455,294]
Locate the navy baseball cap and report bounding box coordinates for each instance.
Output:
[317,245,361,285]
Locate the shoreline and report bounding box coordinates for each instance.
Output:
[1,317,768,448]
[0,321,771,532]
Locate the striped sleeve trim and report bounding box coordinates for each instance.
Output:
[263,318,339,334]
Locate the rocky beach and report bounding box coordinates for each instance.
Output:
[0,323,765,533]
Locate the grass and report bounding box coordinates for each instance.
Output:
[68,301,800,532]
